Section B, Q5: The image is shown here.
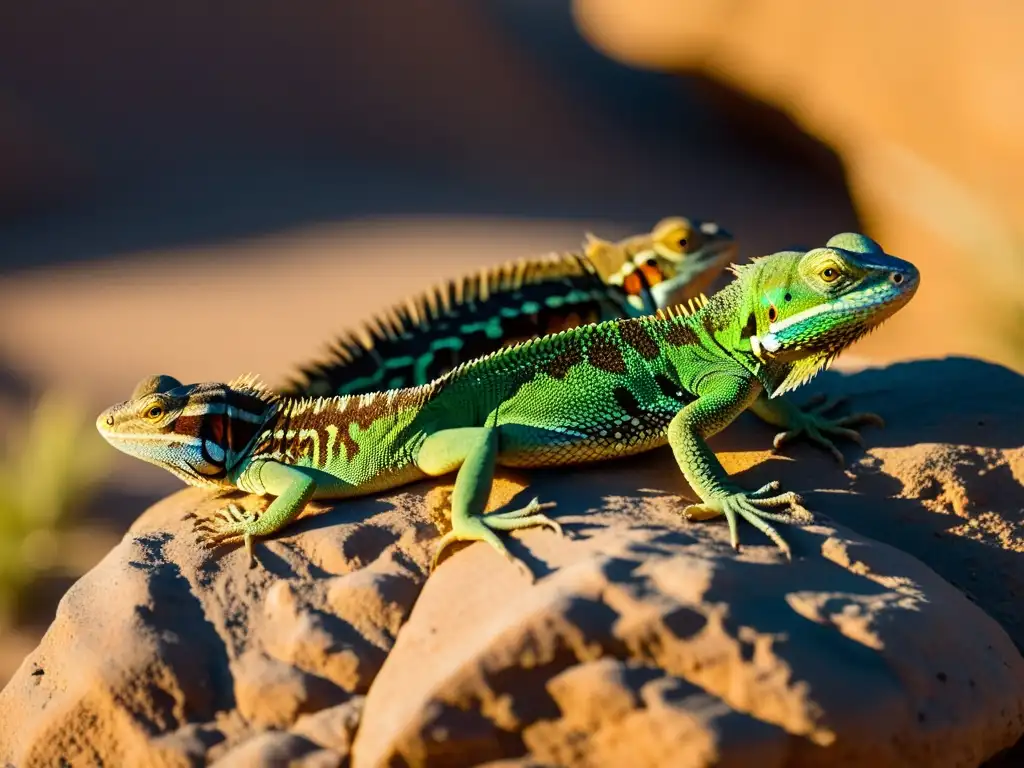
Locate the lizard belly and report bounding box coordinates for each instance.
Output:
[494,421,671,468]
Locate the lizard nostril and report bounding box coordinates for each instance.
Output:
[891,272,904,284]
[106,415,114,426]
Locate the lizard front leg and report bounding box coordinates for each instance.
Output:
[668,373,813,560]
[749,392,884,464]
[416,427,560,580]
[195,461,317,567]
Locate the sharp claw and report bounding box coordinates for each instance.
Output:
[687,485,812,560]
[773,430,795,451]
[727,512,740,550]
[244,533,256,568]
[839,428,865,447]
[431,532,456,572]
[837,412,885,429]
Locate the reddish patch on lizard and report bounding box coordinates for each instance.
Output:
[622,272,645,297]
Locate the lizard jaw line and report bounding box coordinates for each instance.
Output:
[767,301,838,334]
[99,431,205,447]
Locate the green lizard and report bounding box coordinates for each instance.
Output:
[284,217,875,463]
[97,233,918,576]
[284,216,737,397]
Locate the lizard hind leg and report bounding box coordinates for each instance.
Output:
[416,427,559,581]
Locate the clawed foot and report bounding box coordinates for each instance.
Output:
[683,481,813,561]
[193,503,259,567]
[431,497,560,580]
[772,393,884,465]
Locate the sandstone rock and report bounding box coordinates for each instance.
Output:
[352,507,1023,767]
[1,357,1022,767]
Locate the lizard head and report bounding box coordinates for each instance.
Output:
[586,216,738,310]
[741,233,919,396]
[638,217,738,307]
[96,373,276,488]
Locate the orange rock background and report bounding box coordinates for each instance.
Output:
[574,0,1024,368]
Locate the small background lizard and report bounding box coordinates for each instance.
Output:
[97,233,919,576]
[284,216,737,397]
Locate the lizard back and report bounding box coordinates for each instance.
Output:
[282,251,649,398]
[411,301,720,467]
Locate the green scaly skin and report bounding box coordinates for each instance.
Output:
[97,234,919,578]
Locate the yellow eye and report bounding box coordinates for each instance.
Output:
[145,404,164,420]
[821,267,839,282]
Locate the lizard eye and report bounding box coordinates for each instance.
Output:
[821,267,839,282]
[678,237,688,249]
[145,404,164,420]
[645,257,658,267]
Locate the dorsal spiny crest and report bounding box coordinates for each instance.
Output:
[228,372,279,404]
[289,249,594,396]
[655,293,707,321]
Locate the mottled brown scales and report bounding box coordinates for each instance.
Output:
[587,339,628,374]
[700,313,720,339]
[619,320,660,360]
[291,429,320,467]
[334,395,388,460]
[544,340,584,379]
[254,387,430,465]
[663,322,699,347]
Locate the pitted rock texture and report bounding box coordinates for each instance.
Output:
[1,357,1023,767]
